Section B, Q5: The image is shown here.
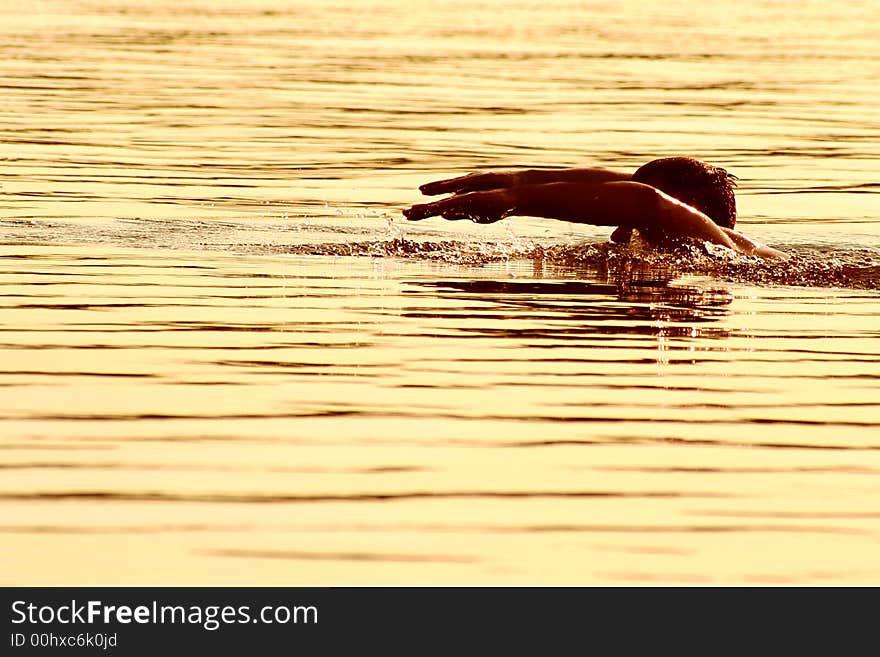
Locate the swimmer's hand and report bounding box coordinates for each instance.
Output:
[720,227,789,259]
[404,189,516,223]
[610,226,633,244]
[419,171,512,196]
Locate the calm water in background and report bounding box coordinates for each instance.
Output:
[1,0,879,585]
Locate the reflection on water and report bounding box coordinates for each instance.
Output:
[2,245,878,585]
[408,277,733,341]
[1,0,879,585]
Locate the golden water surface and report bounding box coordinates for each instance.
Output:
[1,0,879,585]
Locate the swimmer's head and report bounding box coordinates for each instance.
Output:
[632,157,738,229]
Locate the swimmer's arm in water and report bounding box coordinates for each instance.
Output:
[719,227,788,259]
[612,224,788,259]
[418,168,631,196]
[405,180,745,253]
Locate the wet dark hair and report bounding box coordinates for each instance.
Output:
[632,157,738,229]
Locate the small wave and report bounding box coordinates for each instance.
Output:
[0,489,730,503]
[202,548,479,563]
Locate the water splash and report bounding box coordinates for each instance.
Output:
[278,237,880,290]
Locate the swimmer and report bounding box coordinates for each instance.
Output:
[404,156,788,259]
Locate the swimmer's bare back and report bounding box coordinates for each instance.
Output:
[403,164,788,260]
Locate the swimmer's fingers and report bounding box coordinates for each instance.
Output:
[403,197,475,221]
[403,200,442,221]
[419,171,510,196]
[404,191,514,223]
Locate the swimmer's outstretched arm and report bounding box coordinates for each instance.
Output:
[405,180,742,252]
[719,228,788,259]
[611,224,788,259]
[418,168,631,196]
